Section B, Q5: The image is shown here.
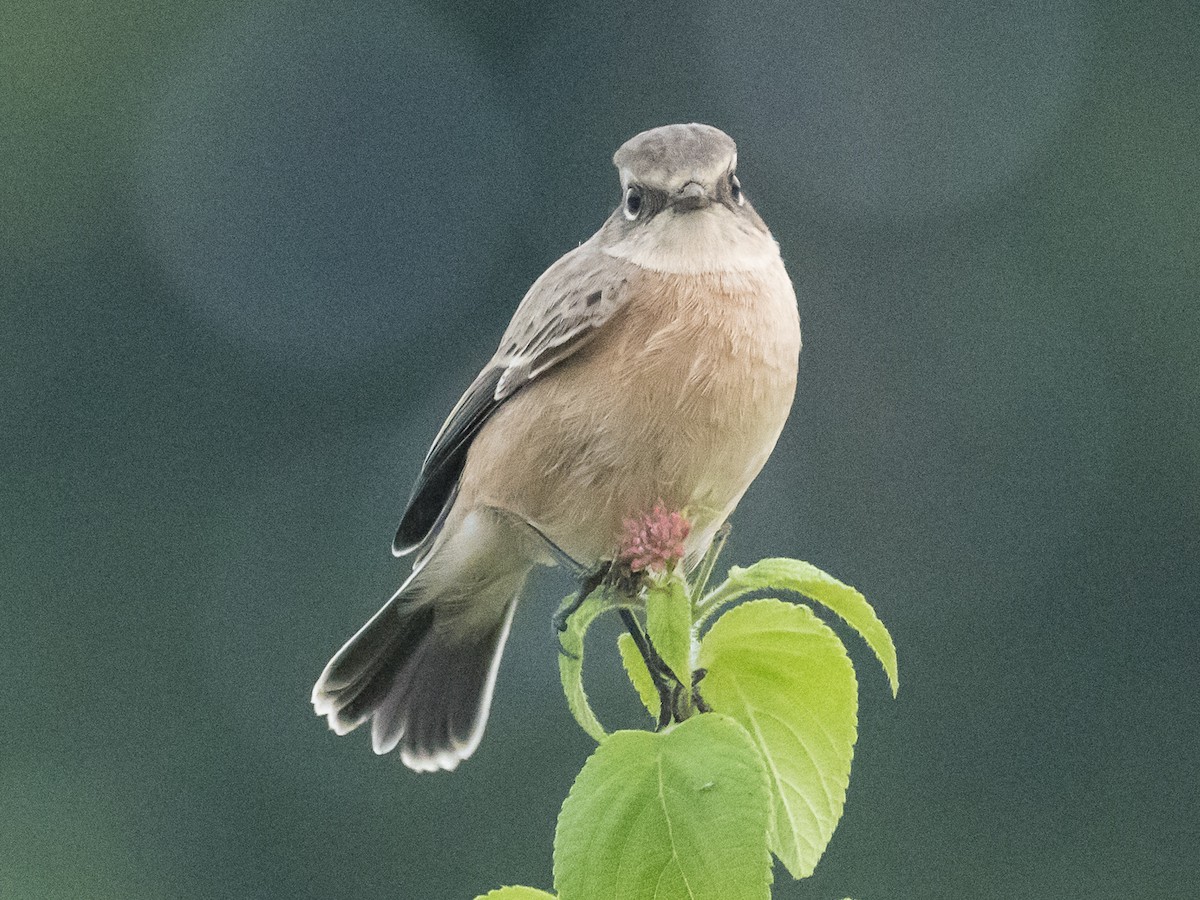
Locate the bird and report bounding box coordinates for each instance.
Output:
[311,123,801,772]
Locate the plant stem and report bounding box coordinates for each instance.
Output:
[690,522,731,605]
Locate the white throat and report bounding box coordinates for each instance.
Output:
[602,206,782,275]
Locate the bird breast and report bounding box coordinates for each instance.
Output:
[461,258,800,569]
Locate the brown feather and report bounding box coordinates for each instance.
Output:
[455,261,800,568]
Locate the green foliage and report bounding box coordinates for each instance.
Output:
[701,558,899,696]
[555,590,611,743]
[553,714,773,900]
[486,554,898,899]
[698,600,857,878]
[474,888,556,899]
[644,571,693,684]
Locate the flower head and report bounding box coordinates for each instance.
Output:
[618,503,691,574]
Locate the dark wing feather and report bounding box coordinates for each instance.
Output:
[392,240,635,556]
[392,367,503,554]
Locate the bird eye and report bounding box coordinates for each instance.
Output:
[623,186,643,220]
[730,175,744,206]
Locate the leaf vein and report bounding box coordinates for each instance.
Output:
[657,754,697,900]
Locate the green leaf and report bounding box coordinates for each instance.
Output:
[556,591,611,742]
[554,714,773,900]
[701,558,899,697]
[474,888,556,899]
[644,572,693,684]
[698,599,858,880]
[617,631,659,719]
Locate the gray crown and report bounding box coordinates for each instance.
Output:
[612,123,737,193]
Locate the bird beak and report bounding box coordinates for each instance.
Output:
[673,181,710,211]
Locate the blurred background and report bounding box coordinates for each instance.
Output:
[3,0,1198,897]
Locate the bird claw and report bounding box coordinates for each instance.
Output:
[551,606,574,635]
[691,667,711,713]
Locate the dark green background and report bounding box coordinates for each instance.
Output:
[4,1,1197,897]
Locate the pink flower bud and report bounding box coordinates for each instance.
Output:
[619,503,692,574]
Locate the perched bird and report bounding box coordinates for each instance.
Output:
[312,123,801,771]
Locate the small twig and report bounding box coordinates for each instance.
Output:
[690,522,731,602]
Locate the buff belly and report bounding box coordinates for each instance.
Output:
[457,263,800,569]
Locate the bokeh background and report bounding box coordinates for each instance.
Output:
[4,1,1198,897]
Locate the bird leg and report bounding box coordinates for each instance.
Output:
[553,559,692,728]
[553,564,609,635]
[618,608,684,729]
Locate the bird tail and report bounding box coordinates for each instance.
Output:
[311,564,527,772]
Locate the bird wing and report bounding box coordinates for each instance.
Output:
[393,240,634,556]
